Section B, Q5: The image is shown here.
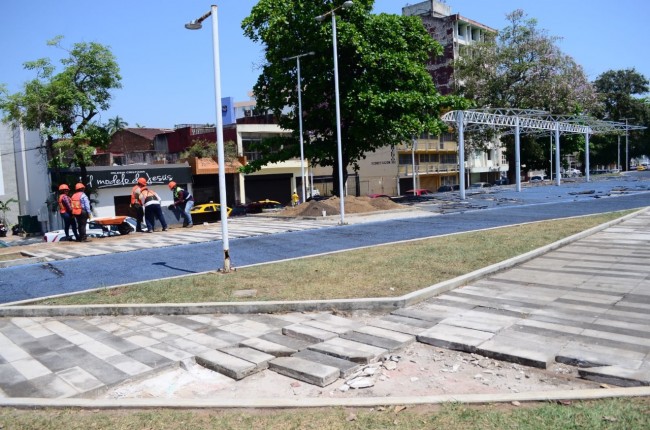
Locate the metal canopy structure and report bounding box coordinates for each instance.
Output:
[440,109,646,198]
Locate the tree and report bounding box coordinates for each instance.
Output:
[591,69,649,167]
[0,198,18,226]
[107,115,128,135]
[454,10,599,177]
[242,0,467,195]
[0,36,122,184]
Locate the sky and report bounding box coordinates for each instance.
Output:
[2,1,649,129]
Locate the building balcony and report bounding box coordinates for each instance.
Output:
[395,141,458,152]
[398,163,459,177]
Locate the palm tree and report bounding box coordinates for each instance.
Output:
[0,198,18,226]
[106,115,128,135]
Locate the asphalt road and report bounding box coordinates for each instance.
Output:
[1,177,649,304]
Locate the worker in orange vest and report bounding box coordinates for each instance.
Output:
[131,177,147,232]
[71,183,93,242]
[57,184,79,241]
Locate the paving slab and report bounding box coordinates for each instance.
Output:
[195,350,260,380]
[556,342,647,369]
[260,332,314,351]
[578,365,650,387]
[340,331,404,352]
[239,337,296,357]
[476,332,558,369]
[293,349,360,378]
[418,323,494,352]
[219,347,275,369]
[368,318,427,336]
[308,337,387,364]
[268,356,339,387]
[282,324,339,343]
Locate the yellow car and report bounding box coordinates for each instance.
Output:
[190,202,232,223]
[636,165,647,171]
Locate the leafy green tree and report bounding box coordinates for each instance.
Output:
[454,10,599,177]
[181,138,238,162]
[0,36,121,184]
[591,69,649,167]
[242,0,467,194]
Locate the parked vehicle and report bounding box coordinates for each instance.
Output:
[43,216,137,242]
[245,199,283,214]
[367,194,392,199]
[493,178,509,186]
[470,182,492,189]
[190,202,233,223]
[404,189,434,197]
[637,165,647,171]
[529,175,545,183]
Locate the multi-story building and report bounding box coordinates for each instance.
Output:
[354,1,508,195]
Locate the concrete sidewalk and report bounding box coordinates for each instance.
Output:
[0,208,648,403]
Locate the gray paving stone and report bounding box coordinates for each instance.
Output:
[476,332,557,369]
[556,342,647,368]
[381,314,439,329]
[56,366,104,393]
[219,319,280,338]
[418,323,494,352]
[282,324,338,343]
[302,319,354,335]
[157,315,208,331]
[368,318,427,336]
[105,354,153,376]
[260,332,314,351]
[246,314,296,329]
[354,325,416,345]
[293,349,360,378]
[3,373,78,398]
[240,337,296,357]
[220,347,275,368]
[31,350,70,373]
[123,348,173,369]
[195,350,259,380]
[52,345,130,386]
[340,331,403,352]
[579,365,650,387]
[308,337,387,364]
[0,363,27,386]
[201,328,249,345]
[440,310,519,333]
[268,356,339,387]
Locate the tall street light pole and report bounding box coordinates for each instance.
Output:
[185,5,231,272]
[620,117,634,172]
[316,0,353,225]
[283,51,315,204]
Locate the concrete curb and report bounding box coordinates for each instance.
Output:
[0,208,645,318]
[2,386,649,409]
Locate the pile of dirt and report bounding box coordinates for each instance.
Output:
[278,196,405,217]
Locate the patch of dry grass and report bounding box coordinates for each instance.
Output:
[36,211,631,306]
[0,397,648,429]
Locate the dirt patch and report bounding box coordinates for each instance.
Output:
[278,196,405,217]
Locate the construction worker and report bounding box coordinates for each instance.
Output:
[291,190,300,207]
[130,177,147,232]
[57,184,79,241]
[139,185,168,232]
[168,181,194,228]
[71,183,92,242]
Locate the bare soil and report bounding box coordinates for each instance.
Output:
[102,341,602,401]
[278,196,405,217]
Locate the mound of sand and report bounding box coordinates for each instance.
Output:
[278,195,405,217]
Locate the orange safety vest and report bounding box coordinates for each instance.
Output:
[130,184,142,205]
[58,194,71,214]
[71,191,84,215]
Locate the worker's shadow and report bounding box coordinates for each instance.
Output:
[152,262,197,274]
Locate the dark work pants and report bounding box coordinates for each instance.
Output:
[61,212,79,240]
[74,211,89,241]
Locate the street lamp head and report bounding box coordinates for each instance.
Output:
[185,20,202,30]
[315,14,327,22]
[342,1,354,9]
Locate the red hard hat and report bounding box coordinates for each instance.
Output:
[58,184,70,191]
[137,177,147,186]
[168,181,176,189]
[75,183,85,191]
